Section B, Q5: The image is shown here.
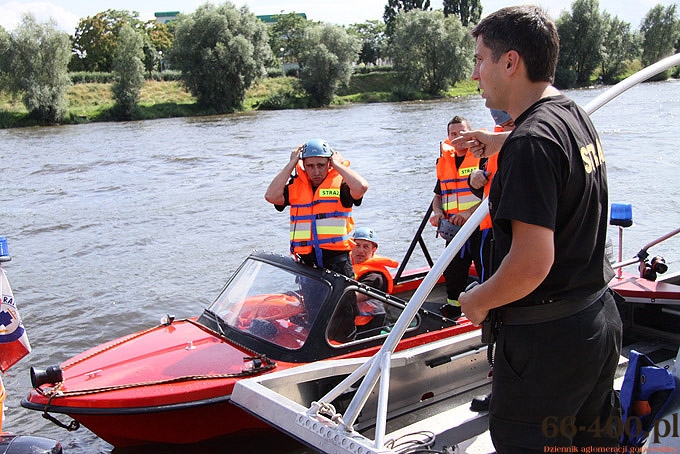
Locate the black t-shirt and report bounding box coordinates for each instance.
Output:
[489,95,614,304]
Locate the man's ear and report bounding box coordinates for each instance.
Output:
[505,50,520,74]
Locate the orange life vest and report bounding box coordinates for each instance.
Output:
[478,125,503,230]
[353,255,398,326]
[436,140,481,217]
[288,162,354,262]
[353,255,398,293]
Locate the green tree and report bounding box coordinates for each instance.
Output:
[599,14,640,84]
[170,2,272,112]
[0,25,10,86]
[8,14,71,123]
[556,0,606,88]
[142,20,174,72]
[442,0,482,26]
[389,9,473,95]
[70,9,143,72]
[267,12,309,68]
[112,24,145,119]
[298,23,361,105]
[640,4,680,80]
[348,20,387,65]
[383,0,431,36]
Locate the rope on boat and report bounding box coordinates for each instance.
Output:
[41,393,81,432]
[37,318,275,431]
[37,355,276,398]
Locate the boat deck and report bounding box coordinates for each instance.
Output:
[445,339,679,453]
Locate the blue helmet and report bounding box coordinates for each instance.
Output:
[301,139,332,159]
[353,227,378,246]
[489,109,512,126]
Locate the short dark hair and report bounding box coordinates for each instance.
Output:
[471,5,559,83]
[447,115,471,131]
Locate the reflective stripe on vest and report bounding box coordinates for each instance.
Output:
[436,141,481,217]
[288,162,354,263]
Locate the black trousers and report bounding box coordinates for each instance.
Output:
[489,290,623,453]
[443,228,489,299]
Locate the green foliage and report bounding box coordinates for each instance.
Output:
[70,71,114,83]
[70,70,181,84]
[267,12,309,66]
[442,0,483,26]
[556,0,606,88]
[8,14,72,123]
[170,1,272,112]
[297,23,361,106]
[640,4,680,80]
[599,15,641,84]
[144,20,173,55]
[255,87,308,110]
[337,71,397,95]
[141,20,174,73]
[389,9,474,95]
[71,9,144,72]
[383,0,432,36]
[348,20,387,65]
[147,70,182,81]
[0,25,10,86]
[112,24,145,119]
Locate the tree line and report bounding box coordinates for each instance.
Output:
[0,0,678,124]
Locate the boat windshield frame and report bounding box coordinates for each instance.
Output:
[206,255,332,350]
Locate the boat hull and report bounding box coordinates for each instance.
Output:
[23,395,269,447]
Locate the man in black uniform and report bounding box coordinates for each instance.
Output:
[458,6,622,453]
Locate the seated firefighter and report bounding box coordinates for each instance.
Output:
[350,227,399,336]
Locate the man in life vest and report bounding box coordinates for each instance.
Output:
[351,227,398,335]
[467,109,515,413]
[429,115,483,319]
[265,139,369,278]
[468,109,516,284]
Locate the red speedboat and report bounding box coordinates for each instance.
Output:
[21,250,479,448]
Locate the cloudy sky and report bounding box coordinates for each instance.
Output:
[0,0,675,33]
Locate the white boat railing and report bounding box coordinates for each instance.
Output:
[316,198,489,437]
[583,53,680,115]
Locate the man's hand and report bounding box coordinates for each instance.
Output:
[459,284,488,326]
[429,212,445,227]
[469,169,490,190]
[330,148,352,169]
[289,145,303,164]
[451,130,510,158]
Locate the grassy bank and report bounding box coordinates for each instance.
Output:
[0,73,480,128]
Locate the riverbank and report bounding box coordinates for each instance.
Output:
[0,72,480,128]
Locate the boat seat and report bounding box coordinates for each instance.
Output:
[355,313,387,340]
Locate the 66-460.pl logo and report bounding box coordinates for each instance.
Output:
[542,414,680,444]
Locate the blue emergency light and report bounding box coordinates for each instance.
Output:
[610,203,633,228]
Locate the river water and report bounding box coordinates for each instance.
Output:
[1,80,679,453]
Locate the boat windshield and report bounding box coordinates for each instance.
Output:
[207,258,330,350]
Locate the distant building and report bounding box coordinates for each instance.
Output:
[256,13,307,25]
[155,11,179,24]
